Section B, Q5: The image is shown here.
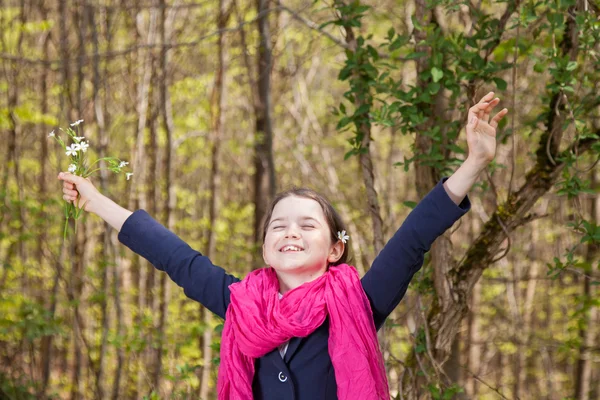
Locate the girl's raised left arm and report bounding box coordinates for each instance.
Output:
[444,92,508,204]
[361,92,508,329]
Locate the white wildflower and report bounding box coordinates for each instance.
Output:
[126,172,134,181]
[70,119,84,127]
[71,143,81,151]
[337,230,350,244]
[48,130,55,138]
[68,164,77,173]
[119,161,129,168]
[79,141,89,152]
[74,136,85,141]
[65,145,78,157]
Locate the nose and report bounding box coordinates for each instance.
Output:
[284,225,301,238]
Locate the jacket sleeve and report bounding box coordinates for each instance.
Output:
[117,210,240,319]
[361,178,470,329]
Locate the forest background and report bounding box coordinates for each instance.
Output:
[0,0,599,399]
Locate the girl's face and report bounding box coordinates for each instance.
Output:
[262,195,343,276]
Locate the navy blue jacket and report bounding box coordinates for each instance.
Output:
[117,179,470,399]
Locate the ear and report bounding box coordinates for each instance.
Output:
[327,240,344,264]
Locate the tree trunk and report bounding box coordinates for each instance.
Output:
[340,12,385,256]
[253,0,277,265]
[198,0,230,395]
[465,209,484,396]
[89,3,111,399]
[148,0,176,392]
[400,3,597,397]
[38,2,53,394]
[127,5,157,397]
[574,170,599,400]
[59,2,82,398]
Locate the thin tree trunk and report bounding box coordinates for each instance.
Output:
[574,171,599,400]
[57,1,81,398]
[253,0,277,265]
[126,5,157,397]
[198,0,229,395]
[148,0,176,392]
[515,231,539,398]
[38,2,53,394]
[339,17,385,256]
[147,81,160,391]
[59,0,73,118]
[465,203,484,397]
[465,281,481,397]
[338,0,389,375]
[90,3,113,398]
[69,4,92,397]
[7,0,26,285]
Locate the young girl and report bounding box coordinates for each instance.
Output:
[58,93,507,399]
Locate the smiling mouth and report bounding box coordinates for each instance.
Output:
[280,245,304,253]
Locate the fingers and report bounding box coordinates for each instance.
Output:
[468,102,489,123]
[482,98,500,122]
[59,172,80,202]
[490,108,509,129]
[479,91,495,103]
[470,92,503,123]
[58,172,82,185]
[63,187,78,197]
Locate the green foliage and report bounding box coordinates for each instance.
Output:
[332,0,519,176]
[427,383,464,399]
[1,0,598,398]
[0,296,64,341]
[0,371,41,400]
[329,0,599,397]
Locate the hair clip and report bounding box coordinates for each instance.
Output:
[337,230,349,244]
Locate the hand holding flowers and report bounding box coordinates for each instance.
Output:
[49,120,132,238]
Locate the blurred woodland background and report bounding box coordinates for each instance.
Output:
[0,0,599,398]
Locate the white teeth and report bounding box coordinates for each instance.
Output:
[281,245,302,252]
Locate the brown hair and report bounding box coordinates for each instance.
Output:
[261,187,350,266]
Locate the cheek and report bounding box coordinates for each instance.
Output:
[263,233,277,249]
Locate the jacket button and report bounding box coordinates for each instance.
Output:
[278,372,288,382]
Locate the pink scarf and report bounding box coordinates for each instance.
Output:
[217,264,389,399]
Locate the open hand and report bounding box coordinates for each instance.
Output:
[466,92,508,166]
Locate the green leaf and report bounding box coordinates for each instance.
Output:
[428,82,441,94]
[387,27,395,40]
[354,104,370,116]
[493,77,508,90]
[431,67,444,83]
[336,116,353,130]
[566,61,578,71]
[533,62,545,73]
[405,51,428,60]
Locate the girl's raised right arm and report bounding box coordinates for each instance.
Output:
[57,172,239,318]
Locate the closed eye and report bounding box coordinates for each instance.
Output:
[302,225,315,229]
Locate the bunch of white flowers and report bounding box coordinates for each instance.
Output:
[48,120,133,238]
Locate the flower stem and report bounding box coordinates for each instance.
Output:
[83,167,115,178]
[85,157,118,171]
